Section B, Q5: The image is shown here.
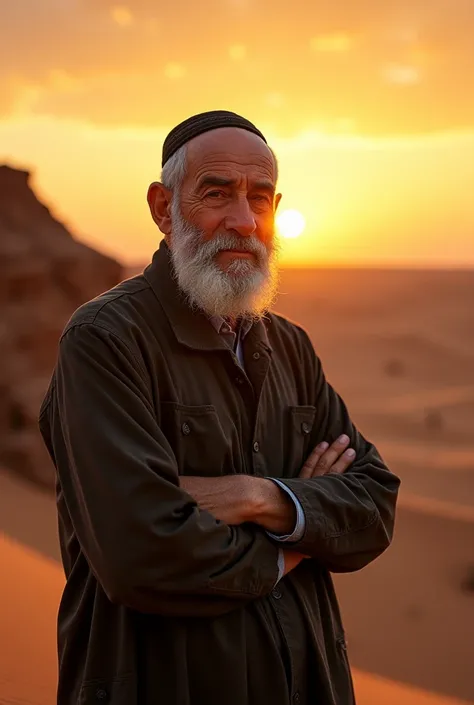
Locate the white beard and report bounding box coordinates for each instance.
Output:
[168,199,280,320]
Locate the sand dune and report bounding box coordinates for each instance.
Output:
[353,672,472,705]
[356,383,474,415]
[335,502,474,703]
[0,535,62,705]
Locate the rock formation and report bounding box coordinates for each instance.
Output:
[0,165,123,490]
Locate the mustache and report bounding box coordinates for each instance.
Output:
[197,232,271,261]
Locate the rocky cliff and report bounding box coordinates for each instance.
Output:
[0,165,123,490]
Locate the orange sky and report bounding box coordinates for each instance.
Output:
[1,0,473,266]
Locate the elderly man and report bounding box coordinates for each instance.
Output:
[39,110,400,705]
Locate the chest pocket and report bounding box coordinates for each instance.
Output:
[160,402,234,477]
[285,405,317,477]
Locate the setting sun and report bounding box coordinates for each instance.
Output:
[276,209,306,239]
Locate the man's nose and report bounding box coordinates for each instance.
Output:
[224,197,257,237]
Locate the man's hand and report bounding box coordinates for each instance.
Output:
[180,474,299,533]
[248,435,356,534]
[280,435,357,576]
[299,434,356,479]
[181,436,356,529]
[180,475,257,526]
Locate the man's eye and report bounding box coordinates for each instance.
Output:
[206,190,226,199]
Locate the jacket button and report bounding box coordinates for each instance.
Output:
[253,441,260,453]
[181,422,191,435]
[235,376,244,385]
[293,693,300,703]
[301,422,311,434]
[252,352,260,360]
[271,588,282,599]
[95,689,108,701]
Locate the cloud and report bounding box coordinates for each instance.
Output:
[163,63,187,80]
[309,33,355,53]
[0,0,473,134]
[228,44,247,61]
[382,64,422,86]
[264,92,286,109]
[111,6,134,26]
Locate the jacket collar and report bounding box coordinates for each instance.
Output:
[144,239,273,354]
[208,315,253,341]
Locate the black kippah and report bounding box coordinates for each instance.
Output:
[162,110,267,167]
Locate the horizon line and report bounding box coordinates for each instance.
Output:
[126,261,474,272]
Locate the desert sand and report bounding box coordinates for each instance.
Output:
[1,267,473,704]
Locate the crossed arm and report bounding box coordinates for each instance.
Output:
[41,323,400,617]
[180,435,357,576]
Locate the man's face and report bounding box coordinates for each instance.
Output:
[167,128,282,320]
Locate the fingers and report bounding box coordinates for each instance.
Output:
[311,434,353,477]
[324,447,356,475]
[299,434,356,479]
[299,442,330,478]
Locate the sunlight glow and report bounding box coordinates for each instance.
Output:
[229,44,247,61]
[164,63,187,80]
[276,209,306,239]
[111,6,133,27]
[310,33,353,53]
[383,64,422,86]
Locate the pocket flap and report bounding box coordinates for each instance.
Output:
[289,405,317,436]
[160,402,233,476]
[79,673,135,704]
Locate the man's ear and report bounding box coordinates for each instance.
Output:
[275,192,282,211]
[147,182,172,237]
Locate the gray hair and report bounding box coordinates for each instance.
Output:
[160,142,279,194]
[161,144,188,191]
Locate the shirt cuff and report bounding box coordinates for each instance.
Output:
[266,478,306,543]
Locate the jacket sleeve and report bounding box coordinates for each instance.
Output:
[275,330,400,573]
[40,322,279,616]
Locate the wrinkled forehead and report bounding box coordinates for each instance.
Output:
[184,127,277,185]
